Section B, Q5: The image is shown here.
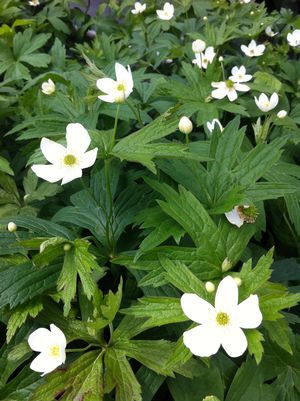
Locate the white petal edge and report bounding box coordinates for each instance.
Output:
[30,352,62,376]
[215,276,238,312]
[79,148,98,169]
[225,208,244,227]
[96,77,116,94]
[40,138,66,165]
[66,123,90,154]
[50,324,67,348]
[181,293,215,324]
[235,295,262,329]
[31,165,64,183]
[61,166,83,185]
[183,324,221,357]
[221,326,248,357]
[98,94,116,103]
[115,62,130,83]
[28,328,53,352]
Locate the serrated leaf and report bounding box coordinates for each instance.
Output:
[246,330,264,364]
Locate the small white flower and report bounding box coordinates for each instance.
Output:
[265,26,278,37]
[28,0,40,6]
[287,29,300,47]
[277,110,287,119]
[41,79,55,95]
[156,2,174,20]
[225,205,258,227]
[31,123,98,185]
[181,276,262,358]
[178,116,193,134]
[192,39,206,54]
[229,65,252,83]
[96,62,133,103]
[205,281,215,293]
[211,79,250,102]
[207,119,223,133]
[240,0,251,3]
[7,222,17,232]
[192,47,216,69]
[254,92,279,112]
[131,2,146,14]
[241,40,265,57]
[28,324,66,376]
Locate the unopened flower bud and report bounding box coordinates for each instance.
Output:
[23,194,30,201]
[7,222,17,232]
[202,396,221,401]
[222,257,232,272]
[87,29,97,38]
[203,16,208,21]
[277,110,287,119]
[205,281,216,293]
[233,277,242,287]
[218,56,224,62]
[41,79,55,95]
[192,39,206,53]
[63,244,71,252]
[178,116,193,135]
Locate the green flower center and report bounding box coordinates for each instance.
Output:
[225,79,234,89]
[216,312,230,326]
[237,205,258,223]
[64,154,77,166]
[117,83,125,91]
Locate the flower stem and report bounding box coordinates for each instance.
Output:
[111,103,120,149]
[104,158,116,254]
[185,133,189,145]
[66,343,98,353]
[126,99,143,126]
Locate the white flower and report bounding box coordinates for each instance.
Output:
[287,30,300,47]
[178,116,193,134]
[241,40,265,57]
[156,2,174,20]
[131,2,146,14]
[211,79,250,102]
[96,62,133,103]
[181,276,262,358]
[229,65,252,83]
[31,123,98,185]
[254,92,279,112]
[28,0,40,6]
[192,47,216,69]
[225,205,258,227]
[7,222,17,232]
[41,79,55,95]
[240,0,251,3]
[192,39,206,54]
[207,119,223,133]
[28,324,66,376]
[265,26,278,37]
[277,110,287,119]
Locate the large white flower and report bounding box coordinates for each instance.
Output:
[31,123,98,185]
[254,92,279,112]
[131,2,146,14]
[241,40,265,57]
[287,29,300,47]
[181,276,262,358]
[225,205,258,227]
[192,47,216,69]
[96,62,133,103]
[156,2,174,20]
[229,65,252,83]
[28,324,66,376]
[211,79,250,102]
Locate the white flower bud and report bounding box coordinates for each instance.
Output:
[192,39,206,53]
[63,244,71,252]
[218,56,224,62]
[203,16,208,21]
[233,277,242,287]
[221,257,232,272]
[205,281,216,293]
[41,79,55,95]
[178,116,193,135]
[7,222,17,232]
[23,194,30,201]
[277,110,287,119]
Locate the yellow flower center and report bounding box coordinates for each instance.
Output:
[237,205,258,223]
[216,312,230,326]
[117,83,125,92]
[225,79,235,89]
[49,344,60,358]
[64,154,77,166]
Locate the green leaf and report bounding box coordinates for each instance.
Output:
[246,330,264,364]
[252,71,282,93]
[0,156,13,175]
[264,319,293,354]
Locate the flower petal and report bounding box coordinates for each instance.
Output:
[235,83,250,92]
[215,276,238,312]
[183,325,221,357]
[66,123,90,154]
[98,94,116,103]
[31,164,64,183]
[270,92,279,109]
[96,78,116,95]
[225,207,243,227]
[50,324,67,348]
[235,295,262,329]
[221,326,248,357]
[211,88,227,99]
[40,138,66,165]
[61,166,83,185]
[181,294,215,324]
[30,352,62,376]
[28,328,54,352]
[227,89,238,101]
[115,62,130,83]
[80,148,98,169]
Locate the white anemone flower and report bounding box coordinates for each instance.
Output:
[241,40,265,57]
[156,2,174,20]
[41,79,55,95]
[225,205,258,227]
[254,92,279,112]
[192,47,216,69]
[96,62,133,103]
[287,29,300,47]
[28,324,66,376]
[211,79,250,102]
[31,123,98,185]
[265,26,278,37]
[229,66,252,83]
[207,119,223,134]
[29,0,40,6]
[131,2,146,14]
[181,276,262,358]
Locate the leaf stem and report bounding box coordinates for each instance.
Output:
[66,343,98,353]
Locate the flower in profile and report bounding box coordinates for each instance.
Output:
[181,276,262,357]
[156,2,174,20]
[131,2,146,14]
[29,0,40,6]
[254,92,279,112]
[265,26,278,37]
[178,116,193,134]
[192,39,206,54]
[192,47,216,69]
[207,119,223,133]
[28,324,66,376]
[287,29,300,47]
[229,65,252,83]
[225,205,258,227]
[41,79,55,95]
[31,123,98,185]
[241,40,265,57]
[96,62,133,103]
[211,79,250,102]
